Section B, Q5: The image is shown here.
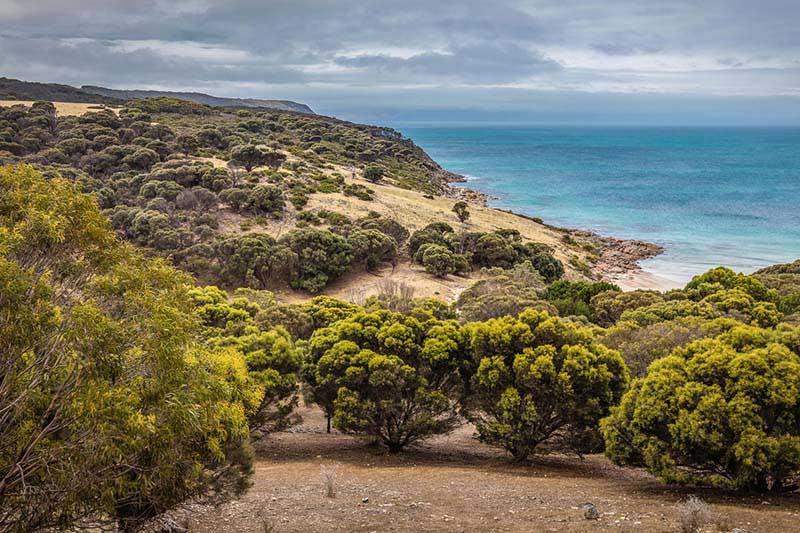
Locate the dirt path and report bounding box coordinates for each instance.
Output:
[170,406,800,532]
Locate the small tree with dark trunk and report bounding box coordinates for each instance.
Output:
[363,165,384,183]
[452,200,470,223]
[230,144,268,171]
[307,309,467,451]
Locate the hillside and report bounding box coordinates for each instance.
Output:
[0,96,661,307]
[81,85,315,114]
[0,77,121,104]
[0,77,314,114]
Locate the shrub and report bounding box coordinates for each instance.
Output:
[306,309,467,450]
[452,200,470,223]
[463,309,629,461]
[418,243,456,277]
[471,233,517,268]
[0,166,253,531]
[191,287,303,431]
[602,317,737,377]
[246,183,285,216]
[230,144,269,171]
[456,262,553,322]
[408,222,454,256]
[216,234,298,288]
[348,228,397,271]
[545,279,620,319]
[525,245,564,283]
[363,165,383,183]
[602,324,800,491]
[280,228,353,293]
[357,214,409,244]
[590,289,665,327]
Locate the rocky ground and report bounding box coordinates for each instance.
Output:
[159,406,800,533]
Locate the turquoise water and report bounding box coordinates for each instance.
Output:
[399,125,800,287]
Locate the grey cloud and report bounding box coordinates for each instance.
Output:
[336,43,560,84]
[0,0,798,124]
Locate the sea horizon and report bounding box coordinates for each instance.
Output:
[397,123,800,289]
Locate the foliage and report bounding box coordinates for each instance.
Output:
[545,279,621,319]
[306,309,468,449]
[0,166,253,531]
[189,286,303,431]
[349,228,397,271]
[280,228,353,293]
[456,262,555,322]
[602,324,800,491]
[462,309,629,460]
[452,200,470,223]
[363,165,384,183]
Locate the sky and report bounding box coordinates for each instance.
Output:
[1,0,799,125]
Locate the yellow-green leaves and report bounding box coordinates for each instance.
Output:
[465,311,628,461]
[602,324,800,491]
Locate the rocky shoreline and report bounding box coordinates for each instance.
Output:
[571,230,665,282]
[443,178,665,285]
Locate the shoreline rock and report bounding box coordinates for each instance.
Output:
[571,230,665,281]
[440,176,665,283]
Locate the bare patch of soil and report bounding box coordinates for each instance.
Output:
[171,406,800,532]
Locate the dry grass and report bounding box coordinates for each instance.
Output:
[0,100,120,116]
[678,496,713,533]
[320,464,338,498]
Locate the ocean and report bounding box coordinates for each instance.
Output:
[398,125,800,288]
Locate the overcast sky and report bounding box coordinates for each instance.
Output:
[1,0,799,124]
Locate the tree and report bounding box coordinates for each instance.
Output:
[306,309,468,450]
[280,228,354,293]
[417,244,456,278]
[462,309,629,461]
[348,228,397,271]
[363,165,384,183]
[216,234,297,288]
[452,200,470,223]
[0,166,254,531]
[246,183,285,215]
[230,144,268,171]
[602,324,800,491]
[545,280,621,319]
[190,287,303,432]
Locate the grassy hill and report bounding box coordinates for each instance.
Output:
[0,95,612,303]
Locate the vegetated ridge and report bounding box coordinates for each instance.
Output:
[81,85,315,114]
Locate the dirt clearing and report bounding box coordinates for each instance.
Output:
[172,406,800,532]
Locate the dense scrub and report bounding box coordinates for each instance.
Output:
[0,166,255,531]
[603,324,800,491]
[0,101,565,294]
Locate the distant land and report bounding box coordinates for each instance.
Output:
[0,76,314,114]
[81,85,315,114]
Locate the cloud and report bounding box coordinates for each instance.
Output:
[0,0,797,123]
[336,43,561,84]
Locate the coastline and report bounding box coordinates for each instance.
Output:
[442,175,671,291]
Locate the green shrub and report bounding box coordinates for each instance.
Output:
[452,200,470,223]
[0,166,253,531]
[418,243,456,277]
[280,228,353,293]
[463,309,628,461]
[348,228,397,271]
[602,324,800,491]
[363,165,384,183]
[306,309,467,450]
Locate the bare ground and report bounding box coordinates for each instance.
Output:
[171,406,800,533]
